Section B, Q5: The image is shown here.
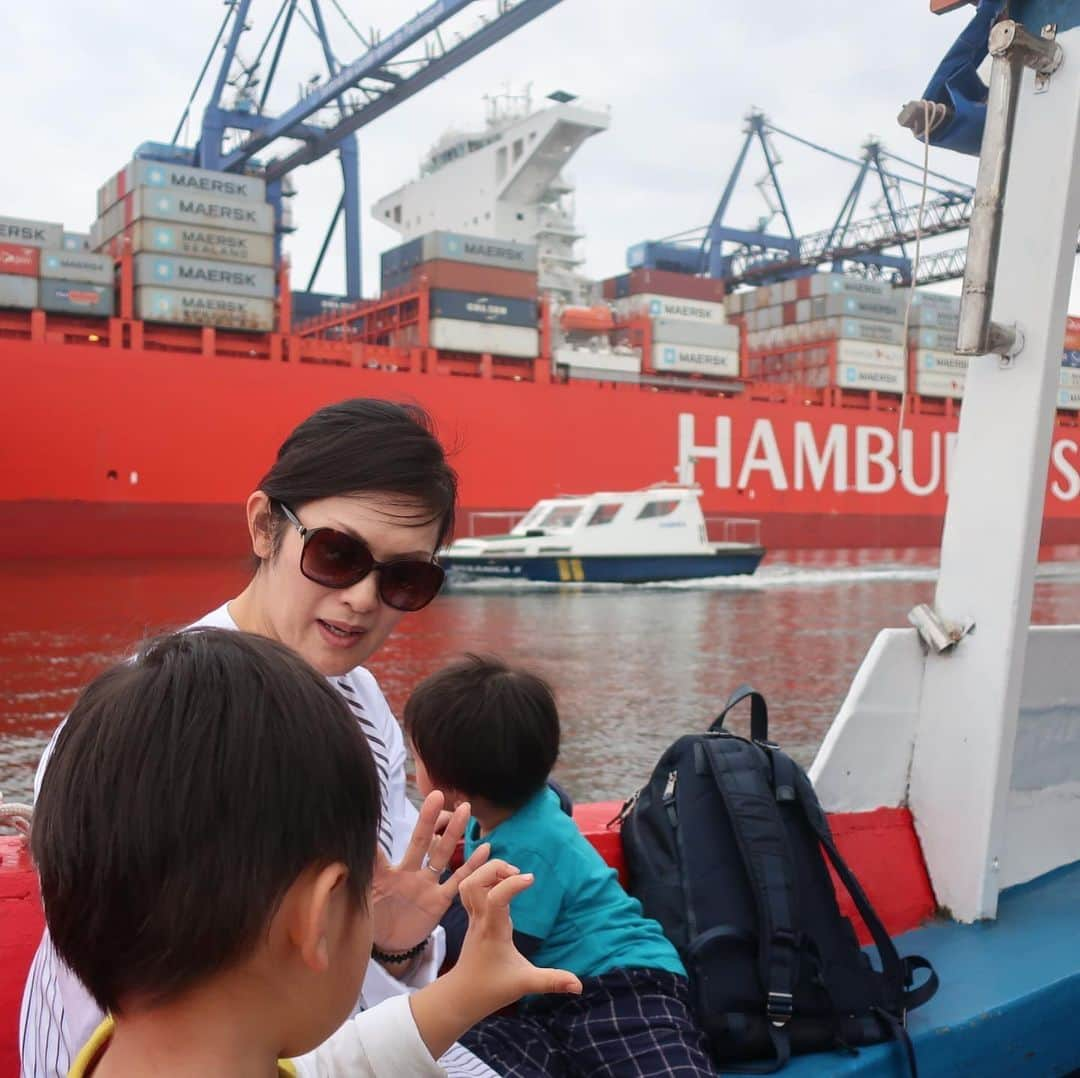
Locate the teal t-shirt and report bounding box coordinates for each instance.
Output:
[464,786,685,978]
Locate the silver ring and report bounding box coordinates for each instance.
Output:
[426,862,444,876]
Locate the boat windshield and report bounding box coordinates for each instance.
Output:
[587,502,623,526]
[636,499,679,520]
[537,504,584,530]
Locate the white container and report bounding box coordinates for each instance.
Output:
[781,279,798,303]
[0,272,37,308]
[98,219,275,267]
[808,275,893,299]
[98,159,267,216]
[908,303,960,330]
[95,189,275,243]
[0,216,63,248]
[134,287,275,331]
[911,290,961,313]
[833,317,906,346]
[819,292,908,323]
[725,292,745,316]
[794,298,812,323]
[133,253,275,299]
[613,293,726,324]
[40,249,113,285]
[836,361,906,393]
[652,343,740,377]
[836,339,905,369]
[909,326,958,350]
[651,318,740,349]
[916,371,966,399]
[555,345,641,373]
[1059,367,1080,389]
[61,232,90,252]
[915,349,969,375]
[1058,387,1080,410]
[428,317,538,358]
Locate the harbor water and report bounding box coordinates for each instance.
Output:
[5,551,1080,806]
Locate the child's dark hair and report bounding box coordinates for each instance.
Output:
[31,628,381,1014]
[404,654,559,810]
[260,398,458,554]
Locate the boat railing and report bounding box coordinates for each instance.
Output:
[705,515,762,546]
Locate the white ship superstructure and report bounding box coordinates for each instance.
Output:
[372,90,608,302]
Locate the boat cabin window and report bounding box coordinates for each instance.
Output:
[586,502,623,526]
[537,504,583,530]
[635,499,679,520]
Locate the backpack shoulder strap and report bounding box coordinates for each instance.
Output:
[780,756,938,1013]
[697,736,800,1032]
[710,684,769,741]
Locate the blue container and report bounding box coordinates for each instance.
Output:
[428,289,537,327]
[291,290,352,321]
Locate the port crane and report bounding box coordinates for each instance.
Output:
[165,0,565,299]
[629,110,978,289]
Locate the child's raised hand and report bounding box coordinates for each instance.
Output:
[457,859,583,1007]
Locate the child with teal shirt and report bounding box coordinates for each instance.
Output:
[406,654,713,1077]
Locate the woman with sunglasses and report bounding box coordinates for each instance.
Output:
[19,399,503,1078]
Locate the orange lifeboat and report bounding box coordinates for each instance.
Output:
[560,305,615,333]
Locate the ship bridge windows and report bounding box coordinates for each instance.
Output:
[636,499,679,521]
[497,146,508,182]
[537,504,583,530]
[513,138,524,163]
[586,502,623,526]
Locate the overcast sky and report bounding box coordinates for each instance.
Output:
[1,1,1074,305]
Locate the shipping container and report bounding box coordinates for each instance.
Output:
[95,189,275,243]
[910,291,962,313]
[836,340,905,369]
[291,291,352,321]
[814,292,908,323]
[801,274,893,300]
[427,318,539,357]
[0,216,63,248]
[909,326,958,350]
[651,343,740,377]
[908,304,961,330]
[0,272,37,309]
[39,280,114,317]
[1058,387,1080,411]
[98,159,267,216]
[61,232,90,252]
[132,253,275,299]
[555,345,641,373]
[1060,367,1080,390]
[0,243,39,278]
[836,362,906,393]
[914,349,969,376]
[134,287,275,331]
[428,289,536,328]
[381,231,538,276]
[916,371,965,399]
[1063,350,1080,369]
[613,293,726,324]
[40,250,113,286]
[622,268,725,302]
[98,219,276,267]
[650,318,740,350]
[383,259,538,300]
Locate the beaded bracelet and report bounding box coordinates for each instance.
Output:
[371,937,429,965]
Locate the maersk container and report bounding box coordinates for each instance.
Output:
[61,232,90,252]
[39,280,114,317]
[651,343,740,378]
[614,293,726,325]
[381,231,538,276]
[915,349,969,376]
[1060,367,1080,390]
[908,305,960,331]
[916,371,965,399]
[40,250,113,286]
[651,318,740,350]
[802,274,892,300]
[836,362,906,393]
[383,260,538,300]
[133,253,275,299]
[95,189,275,243]
[99,220,275,267]
[98,159,267,217]
[0,243,39,278]
[134,287,275,332]
[911,291,961,313]
[1059,388,1080,411]
[428,290,536,328]
[814,293,908,323]
[555,345,641,374]
[0,216,63,249]
[835,340,905,369]
[427,318,538,358]
[832,317,906,346]
[909,326,958,350]
[0,272,37,309]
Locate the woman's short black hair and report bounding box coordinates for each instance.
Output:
[260,398,458,554]
[404,654,559,810]
[31,628,381,1014]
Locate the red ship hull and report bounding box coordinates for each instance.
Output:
[5,322,1080,558]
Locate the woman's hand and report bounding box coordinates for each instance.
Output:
[408,860,582,1059]
[371,790,490,956]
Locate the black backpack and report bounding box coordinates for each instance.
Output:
[619,686,938,1074]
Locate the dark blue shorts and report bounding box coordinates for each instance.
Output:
[460,967,715,1077]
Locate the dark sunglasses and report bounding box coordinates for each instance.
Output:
[277,502,445,612]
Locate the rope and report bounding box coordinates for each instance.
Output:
[896,100,939,474]
[0,793,33,841]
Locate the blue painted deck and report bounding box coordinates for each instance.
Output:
[782,861,1080,1076]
